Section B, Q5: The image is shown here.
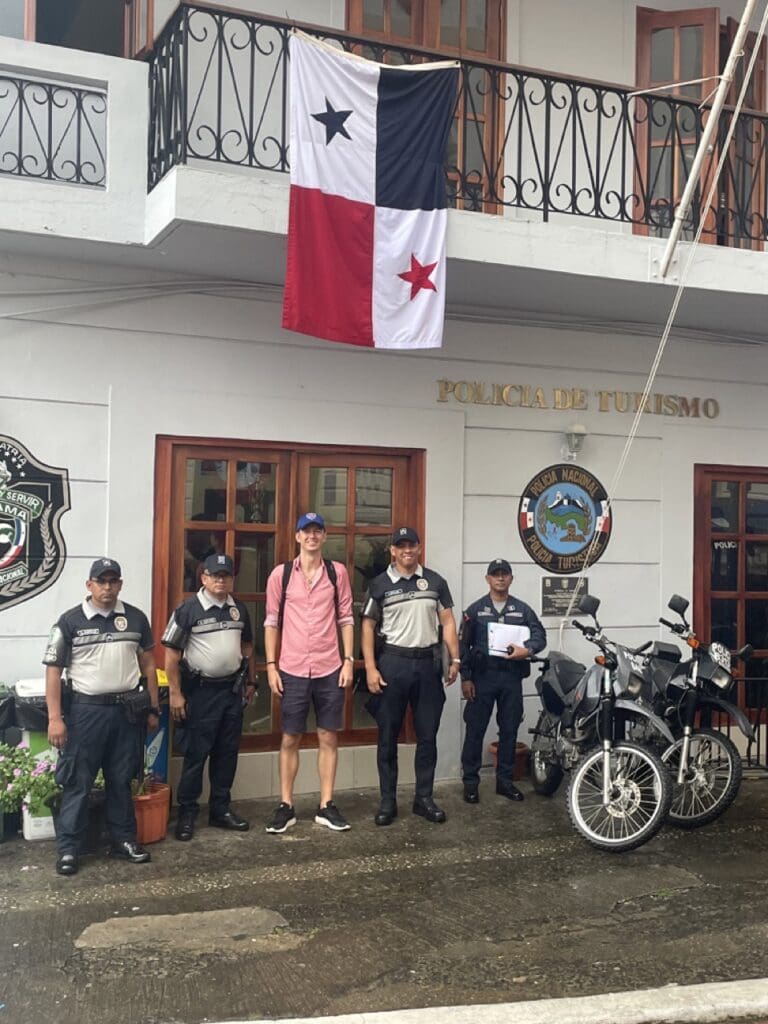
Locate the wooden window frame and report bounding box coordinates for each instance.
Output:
[635,6,720,241]
[124,0,154,58]
[693,463,768,716]
[153,435,426,752]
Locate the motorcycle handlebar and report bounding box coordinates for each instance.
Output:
[630,640,652,655]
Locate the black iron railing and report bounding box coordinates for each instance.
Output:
[147,2,768,246]
[0,74,106,187]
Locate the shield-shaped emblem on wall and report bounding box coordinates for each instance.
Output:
[0,436,70,612]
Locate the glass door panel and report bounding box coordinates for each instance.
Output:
[309,467,348,525]
[711,539,738,591]
[711,481,738,532]
[234,533,274,593]
[235,461,276,523]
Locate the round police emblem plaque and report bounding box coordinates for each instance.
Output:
[230,606,240,621]
[518,464,612,574]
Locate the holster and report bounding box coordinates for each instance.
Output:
[180,659,202,697]
[120,687,151,725]
[232,657,250,697]
[61,676,73,715]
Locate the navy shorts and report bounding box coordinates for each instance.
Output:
[280,669,344,734]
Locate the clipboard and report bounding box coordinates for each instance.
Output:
[487,622,530,657]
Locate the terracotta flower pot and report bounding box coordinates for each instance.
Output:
[488,741,530,779]
[133,781,170,844]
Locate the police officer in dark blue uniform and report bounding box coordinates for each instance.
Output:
[162,553,256,841]
[44,558,160,877]
[460,559,546,803]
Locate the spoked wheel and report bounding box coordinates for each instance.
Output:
[662,728,742,829]
[567,741,672,853]
[530,711,564,796]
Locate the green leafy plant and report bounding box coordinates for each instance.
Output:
[0,741,61,813]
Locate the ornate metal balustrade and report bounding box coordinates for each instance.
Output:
[0,74,106,187]
[148,2,768,246]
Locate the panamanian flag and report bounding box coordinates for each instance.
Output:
[282,31,459,349]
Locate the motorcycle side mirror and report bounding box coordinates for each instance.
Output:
[577,595,600,618]
[737,644,754,661]
[668,594,689,617]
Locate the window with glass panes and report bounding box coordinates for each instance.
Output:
[694,465,768,717]
[347,0,506,213]
[154,437,424,750]
[635,8,766,249]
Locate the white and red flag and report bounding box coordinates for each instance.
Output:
[282,31,459,349]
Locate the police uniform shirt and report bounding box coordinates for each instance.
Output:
[362,564,453,648]
[162,588,252,677]
[42,599,154,696]
[460,594,546,675]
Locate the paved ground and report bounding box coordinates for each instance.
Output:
[1,773,768,1024]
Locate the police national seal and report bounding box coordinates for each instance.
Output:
[0,436,70,611]
[518,464,611,574]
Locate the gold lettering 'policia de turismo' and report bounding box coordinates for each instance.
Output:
[436,380,720,419]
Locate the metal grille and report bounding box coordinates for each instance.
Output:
[147,3,768,246]
[0,74,106,188]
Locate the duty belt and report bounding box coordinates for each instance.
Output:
[71,688,139,705]
[382,643,439,660]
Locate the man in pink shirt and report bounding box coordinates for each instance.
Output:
[263,513,355,833]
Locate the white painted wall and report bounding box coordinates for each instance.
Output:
[2,251,768,796]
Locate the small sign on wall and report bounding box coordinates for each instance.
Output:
[541,576,588,618]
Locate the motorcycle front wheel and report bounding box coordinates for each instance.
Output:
[530,711,564,796]
[567,741,672,853]
[661,728,742,829]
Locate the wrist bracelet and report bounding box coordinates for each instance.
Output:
[344,655,354,663]
[266,661,276,666]
[451,658,461,664]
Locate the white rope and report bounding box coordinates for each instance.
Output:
[558,0,768,647]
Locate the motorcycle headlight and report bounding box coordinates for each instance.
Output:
[711,665,731,690]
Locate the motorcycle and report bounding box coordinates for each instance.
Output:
[642,594,755,829]
[529,595,674,853]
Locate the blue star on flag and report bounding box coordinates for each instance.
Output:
[311,99,353,144]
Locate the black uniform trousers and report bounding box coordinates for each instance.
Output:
[373,651,446,802]
[461,669,524,786]
[176,684,243,817]
[55,702,141,855]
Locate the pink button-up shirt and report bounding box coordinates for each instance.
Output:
[264,558,354,677]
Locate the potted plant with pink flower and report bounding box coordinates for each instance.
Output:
[0,740,61,820]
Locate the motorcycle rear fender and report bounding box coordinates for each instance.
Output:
[614,699,675,745]
[698,695,756,740]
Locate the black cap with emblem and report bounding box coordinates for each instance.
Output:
[391,526,420,545]
[486,558,512,575]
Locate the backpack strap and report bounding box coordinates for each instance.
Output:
[277,561,293,630]
[278,559,340,629]
[324,558,339,619]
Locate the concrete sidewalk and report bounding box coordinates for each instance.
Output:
[214,980,768,1024]
[1,774,767,1024]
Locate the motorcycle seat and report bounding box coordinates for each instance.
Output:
[549,652,587,694]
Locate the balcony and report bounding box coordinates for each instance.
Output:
[0,71,106,187]
[147,1,768,250]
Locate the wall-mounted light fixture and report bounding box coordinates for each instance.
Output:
[561,423,587,462]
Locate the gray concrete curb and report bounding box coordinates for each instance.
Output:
[215,979,768,1024]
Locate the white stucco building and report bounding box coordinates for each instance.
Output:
[1,0,767,796]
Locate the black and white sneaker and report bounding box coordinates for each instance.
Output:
[265,802,297,834]
[314,801,351,831]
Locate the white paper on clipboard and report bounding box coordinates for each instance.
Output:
[487,622,530,657]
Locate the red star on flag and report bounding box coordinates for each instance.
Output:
[398,254,438,301]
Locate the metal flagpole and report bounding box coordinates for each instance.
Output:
[659,0,759,278]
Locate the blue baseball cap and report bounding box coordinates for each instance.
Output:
[296,512,326,531]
